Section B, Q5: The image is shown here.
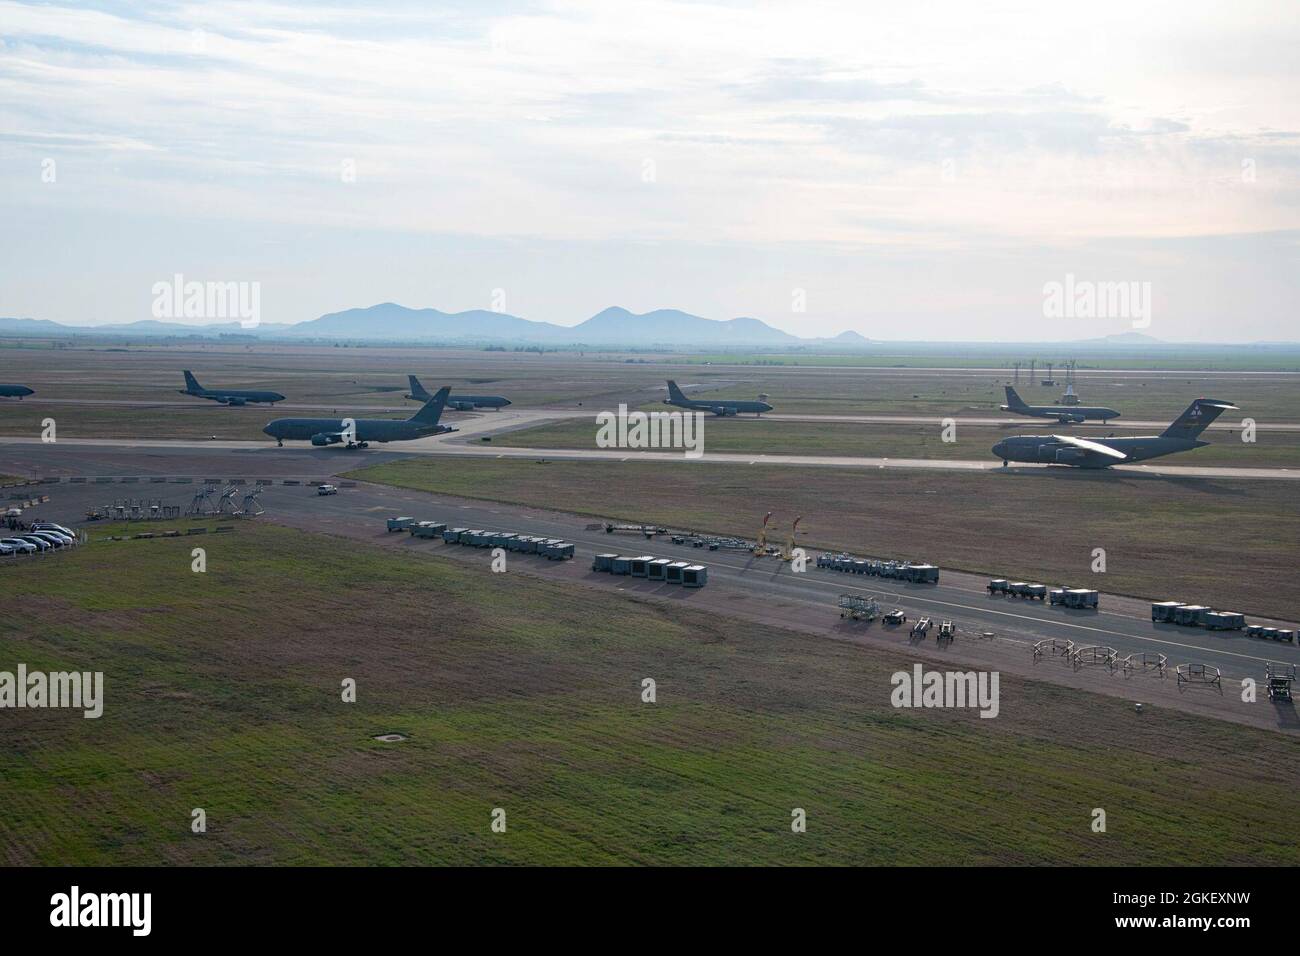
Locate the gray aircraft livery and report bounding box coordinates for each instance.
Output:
[664,380,773,416]
[1000,386,1119,424]
[991,397,1236,469]
[264,386,455,448]
[405,374,511,410]
[0,383,34,399]
[181,370,285,406]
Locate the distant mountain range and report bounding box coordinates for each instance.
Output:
[0,304,866,348]
[0,309,1289,348]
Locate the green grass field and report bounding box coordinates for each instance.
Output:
[351,457,1300,620]
[2,520,1298,865]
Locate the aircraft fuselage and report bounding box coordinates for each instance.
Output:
[992,435,1205,468]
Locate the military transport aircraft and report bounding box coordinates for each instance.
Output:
[0,383,34,399]
[264,386,455,448]
[404,374,510,410]
[180,371,285,406]
[991,397,1236,469]
[1000,386,1119,424]
[664,380,773,416]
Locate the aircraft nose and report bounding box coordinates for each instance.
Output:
[992,441,1006,457]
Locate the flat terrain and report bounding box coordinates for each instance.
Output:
[2,520,1297,865]
[493,416,1300,468]
[350,457,1300,619]
[1,340,1296,442]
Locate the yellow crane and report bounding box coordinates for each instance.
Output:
[754,511,774,555]
[782,515,803,560]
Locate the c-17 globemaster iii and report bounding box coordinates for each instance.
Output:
[991,397,1236,469]
[1000,385,1119,424]
[264,386,455,448]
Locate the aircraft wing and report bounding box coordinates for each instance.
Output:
[1052,434,1128,459]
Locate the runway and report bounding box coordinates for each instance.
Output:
[4,433,1296,481]
[763,413,1295,432]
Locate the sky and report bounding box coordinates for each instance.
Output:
[0,0,1297,341]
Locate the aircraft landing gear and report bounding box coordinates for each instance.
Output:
[1002,459,1008,467]
[277,440,283,447]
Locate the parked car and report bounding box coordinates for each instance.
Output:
[15,535,51,552]
[317,484,339,496]
[1,538,37,554]
[0,542,15,556]
[32,522,74,537]
[32,530,73,547]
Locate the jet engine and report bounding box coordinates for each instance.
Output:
[311,433,341,446]
[451,401,475,411]
[712,406,738,416]
[1056,412,1084,424]
[225,397,247,406]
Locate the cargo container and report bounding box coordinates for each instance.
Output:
[987,579,1009,594]
[592,553,618,573]
[442,527,468,543]
[1048,588,1066,605]
[647,558,673,581]
[1064,589,1099,609]
[1151,601,1184,622]
[1205,611,1245,630]
[629,555,655,577]
[387,516,415,532]
[1024,584,1048,600]
[411,522,446,539]
[682,565,708,588]
[1277,630,1297,643]
[493,532,517,548]
[903,563,940,584]
[666,561,689,584]
[542,542,575,561]
[611,556,633,575]
[1173,604,1210,627]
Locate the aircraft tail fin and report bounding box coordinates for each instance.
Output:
[666,380,689,403]
[407,374,430,400]
[183,370,203,393]
[1003,385,1028,410]
[1160,398,1236,440]
[409,386,450,425]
